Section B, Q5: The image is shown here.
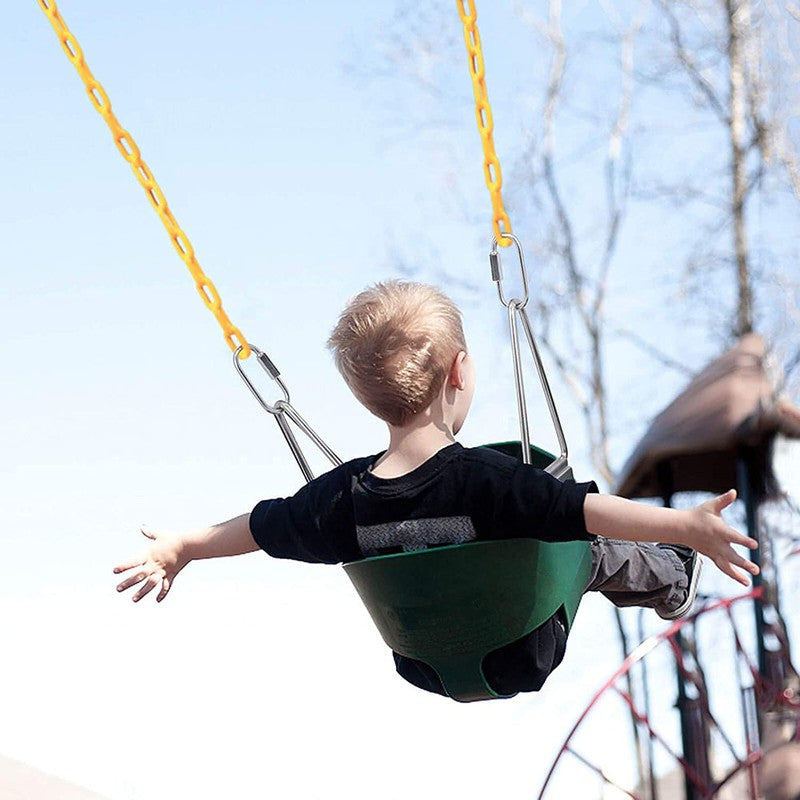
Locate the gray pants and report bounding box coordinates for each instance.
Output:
[586,537,688,615]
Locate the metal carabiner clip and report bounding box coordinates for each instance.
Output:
[489,232,529,309]
[233,343,341,482]
[233,344,290,415]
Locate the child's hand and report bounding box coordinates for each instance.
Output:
[113,526,190,603]
[688,490,759,586]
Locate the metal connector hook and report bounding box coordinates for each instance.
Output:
[233,343,291,415]
[490,233,529,310]
[233,342,341,482]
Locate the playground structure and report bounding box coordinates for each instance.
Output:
[541,335,800,799]
[538,587,800,799]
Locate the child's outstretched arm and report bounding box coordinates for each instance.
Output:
[584,489,759,587]
[113,514,258,603]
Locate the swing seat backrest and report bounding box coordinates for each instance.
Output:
[343,442,592,702]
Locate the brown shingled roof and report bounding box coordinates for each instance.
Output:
[615,334,800,499]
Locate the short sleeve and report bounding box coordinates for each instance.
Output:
[249,457,372,564]
[497,463,598,542]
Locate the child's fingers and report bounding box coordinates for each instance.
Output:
[727,529,758,550]
[718,557,751,587]
[733,563,758,581]
[724,562,750,587]
[116,569,150,592]
[732,571,750,587]
[113,557,145,575]
[722,547,760,575]
[717,542,759,580]
[132,574,161,602]
[711,489,737,514]
[156,576,171,603]
[742,556,759,575]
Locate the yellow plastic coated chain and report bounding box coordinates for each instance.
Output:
[457,0,513,246]
[37,0,250,358]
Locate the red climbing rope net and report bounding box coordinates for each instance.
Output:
[538,585,800,800]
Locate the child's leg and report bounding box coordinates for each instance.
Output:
[586,537,693,615]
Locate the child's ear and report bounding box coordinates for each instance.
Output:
[448,351,468,390]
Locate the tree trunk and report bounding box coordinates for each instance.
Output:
[726,0,754,337]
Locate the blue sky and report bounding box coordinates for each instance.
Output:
[2,2,798,799]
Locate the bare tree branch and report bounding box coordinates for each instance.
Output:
[540,1,590,325]
[612,326,695,377]
[596,5,644,313]
[656,0,729,124]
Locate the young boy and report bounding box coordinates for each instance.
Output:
[114,281,759,698]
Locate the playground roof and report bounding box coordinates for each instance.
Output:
[616,334,800,499]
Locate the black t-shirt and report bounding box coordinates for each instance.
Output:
[249,443,597,697]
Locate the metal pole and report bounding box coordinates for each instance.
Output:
[736,451,768,681]
[637,607,659,800]
[657,461,703,800]
[506,303,531,464]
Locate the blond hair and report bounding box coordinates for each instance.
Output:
[328,281,467,426]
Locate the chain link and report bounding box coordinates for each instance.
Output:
[37,0,250,358]
[40,0,514,347]
[456,0,513,247]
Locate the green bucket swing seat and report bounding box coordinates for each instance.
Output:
[344,442,592,702]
